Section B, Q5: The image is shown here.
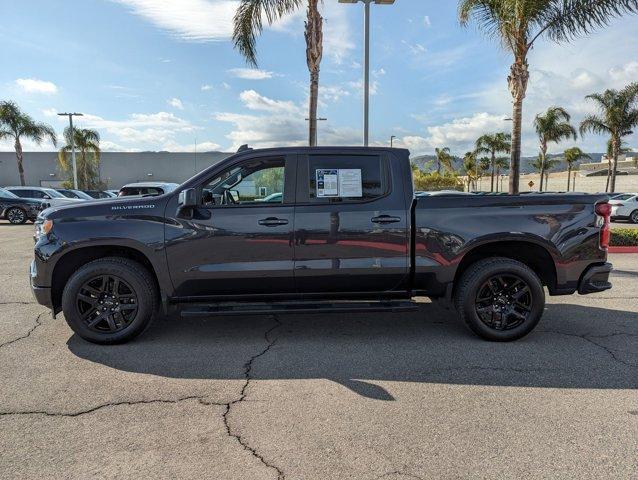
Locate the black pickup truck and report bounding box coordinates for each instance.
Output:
[31,147,613,344]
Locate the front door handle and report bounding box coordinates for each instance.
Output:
[258,217,289,227]
[371,215,401,224]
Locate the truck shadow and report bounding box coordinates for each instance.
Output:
[67,302,638,401]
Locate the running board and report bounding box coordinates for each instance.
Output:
[179,300,418,318]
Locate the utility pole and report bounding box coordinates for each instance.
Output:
[58,112,83,189]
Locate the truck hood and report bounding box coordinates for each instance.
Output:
[40,195,166,219]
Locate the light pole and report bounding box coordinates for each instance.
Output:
[339,0,395,147]
[58,112,83,189]
[390,135,396,147]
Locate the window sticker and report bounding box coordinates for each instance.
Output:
[338,169,363,198]
[316,169,339,197]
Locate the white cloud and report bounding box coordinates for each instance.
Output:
[227,68,275,80]
[221,82,231,90]
[162,140,221,152]
[423,16,431,28]
[373,68,386,78]
[201,84,214,91]
[401,40,427,55]
[167,97,184,109]
[15,78,58,94]
[321,1,355,64]
[111,0,238,41]
[401,113,507,155]
[41,108,58,117]
[78,111,198,148]
[215,89,360,150]
[239,90,301,114]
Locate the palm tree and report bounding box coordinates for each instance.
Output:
[563,147,590,191]
[459,0,638,194]
[0,101,57,186]
[533,107,576,191]
[475,132,511,192]
[493,156,509,192]
[58,127,102,190]
[542,156,561,190]
[463,151,478,191]
[233,0,322,146]
[435,147,454,174]
[580,83,638,193]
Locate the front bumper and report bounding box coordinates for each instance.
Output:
[578,262,613,294]
[30,260,53,310]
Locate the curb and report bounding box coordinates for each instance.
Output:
[608,246,638,254]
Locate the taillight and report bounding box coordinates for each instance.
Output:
[596,202,611,250]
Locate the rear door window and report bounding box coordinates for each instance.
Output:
[306,154,388,203]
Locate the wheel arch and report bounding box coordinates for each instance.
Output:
[51,245,161,313]
[452,240,557,299]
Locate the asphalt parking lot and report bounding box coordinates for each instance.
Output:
[1,221,637,479]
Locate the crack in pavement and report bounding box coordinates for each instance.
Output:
[538,329,637,367]
[376,470,425,480]
[0,312,46,350]
[211,315,285,480]
[0,395,223,418]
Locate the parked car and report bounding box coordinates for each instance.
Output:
[0,187,48,224]
[5,186,83,207]
[31,147,613,345]
[609,193,638,223]
[118,182,179,197]
[256,192,283,203]
[56,189,94,200]
[84,190,117,199]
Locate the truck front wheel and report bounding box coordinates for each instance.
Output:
[454,257,545,342]
[61,257,159,344]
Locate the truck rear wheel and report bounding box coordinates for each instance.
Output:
[454,257,545,342]
[61,257,158,344]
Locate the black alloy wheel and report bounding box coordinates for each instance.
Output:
[76,275,139,333]
[474,274,532,331]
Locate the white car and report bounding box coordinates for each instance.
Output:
[609,193,638,223]
[5,186,84,207]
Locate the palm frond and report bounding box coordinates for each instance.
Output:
[233,0,304,66]
[536,0,638,46]
[579,114,610,136]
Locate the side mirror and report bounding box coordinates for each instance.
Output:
[230,190,240,202]
[178,188,198,208]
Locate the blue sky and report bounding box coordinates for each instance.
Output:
[1,0,637,157]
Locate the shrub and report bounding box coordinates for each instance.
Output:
[413,171,464,192]
[610,228,638,247]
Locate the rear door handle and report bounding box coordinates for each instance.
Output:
[371,215,402,224]
[258,217,289,227]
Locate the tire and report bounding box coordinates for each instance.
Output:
[61,257,158,344]
[630,210,638,224]
[454,257,545,342]
[6,207,27,225]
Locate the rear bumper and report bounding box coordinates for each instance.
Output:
[578,262,613,294]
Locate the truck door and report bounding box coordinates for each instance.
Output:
[164,154,296,298]
[293,152,410,293]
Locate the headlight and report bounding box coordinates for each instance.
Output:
[34,219,53,240]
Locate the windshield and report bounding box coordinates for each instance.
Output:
[43,188,66,199]
[611,194,634,201]
[0,187,18,199]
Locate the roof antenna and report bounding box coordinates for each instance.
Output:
[237,144,252,153]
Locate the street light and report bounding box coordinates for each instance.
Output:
[57,112,83,189]
[339,0,395,147]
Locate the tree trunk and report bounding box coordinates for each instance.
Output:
[567,166,571,192]
[609,136,619,193]
[305,0,323,147]
[14,138,26,186]
[490,152,495,192]
[507,58,529,195]
[539,143,547,192]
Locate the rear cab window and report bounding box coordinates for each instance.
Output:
[302,154,389,204]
